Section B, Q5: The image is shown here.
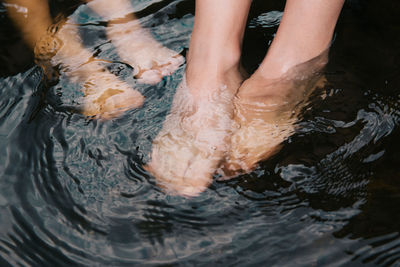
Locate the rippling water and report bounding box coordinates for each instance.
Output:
[1,0,400,266]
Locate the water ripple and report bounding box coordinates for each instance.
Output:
[0,0,399,266]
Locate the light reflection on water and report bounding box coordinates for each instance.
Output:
[0,0,400,265]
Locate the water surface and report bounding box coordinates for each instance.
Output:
[0,0,399,266]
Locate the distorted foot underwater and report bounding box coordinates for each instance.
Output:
[0,0,400,265]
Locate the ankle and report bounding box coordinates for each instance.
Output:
[257,44,329,81]
[238,49,328,99]
[186,46,242,85]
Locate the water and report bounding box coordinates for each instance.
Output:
[1,0,400,266]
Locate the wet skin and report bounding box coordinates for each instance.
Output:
[6,0,184,119]
[146,54,327,195]
[145,70,244,197]
[145,0,343,196]
[6,0,344,195]
[220,59,328,177]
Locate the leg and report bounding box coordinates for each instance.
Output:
[259,0,345,80]
[85,0,184,84]
[145,0,252,196]
[4,0,52,49]
[221,0,345,174]
[45,22,144,119]
[6,0,144,119]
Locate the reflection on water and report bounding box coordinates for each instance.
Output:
[0,0,400,265]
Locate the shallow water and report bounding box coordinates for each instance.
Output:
[1,0,400,266]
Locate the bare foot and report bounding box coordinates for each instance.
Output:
[78,68,144,119]
[142,0,251,196]
[220,55,327,177]
[83,0,185,84]
[107,23,185,84]
[35,21,144,119]
[145,70,243,197]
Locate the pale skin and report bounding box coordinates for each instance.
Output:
[147,0,345,196]
[6,0,345,196]
[5,0,184,118]
[221,0,345,175]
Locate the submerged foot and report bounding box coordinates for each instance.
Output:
[79,68,144,119]
[84,0,184,84]
[35,20,144,119]
[145,70,243,197]
[220,55,328,177]
[107,23,185,84]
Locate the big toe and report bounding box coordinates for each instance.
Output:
[160,55,185,76]
[102,89,144,111]
[145,148,214,197]
[83,89,144,119]
[180,157,215,195]
[136,69,163,85]
[135,55,185,84]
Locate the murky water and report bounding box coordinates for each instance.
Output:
[1,0,400,266]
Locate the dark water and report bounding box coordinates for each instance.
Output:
[1,0,400,266]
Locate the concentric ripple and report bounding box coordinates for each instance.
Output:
[0,0,400,266]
